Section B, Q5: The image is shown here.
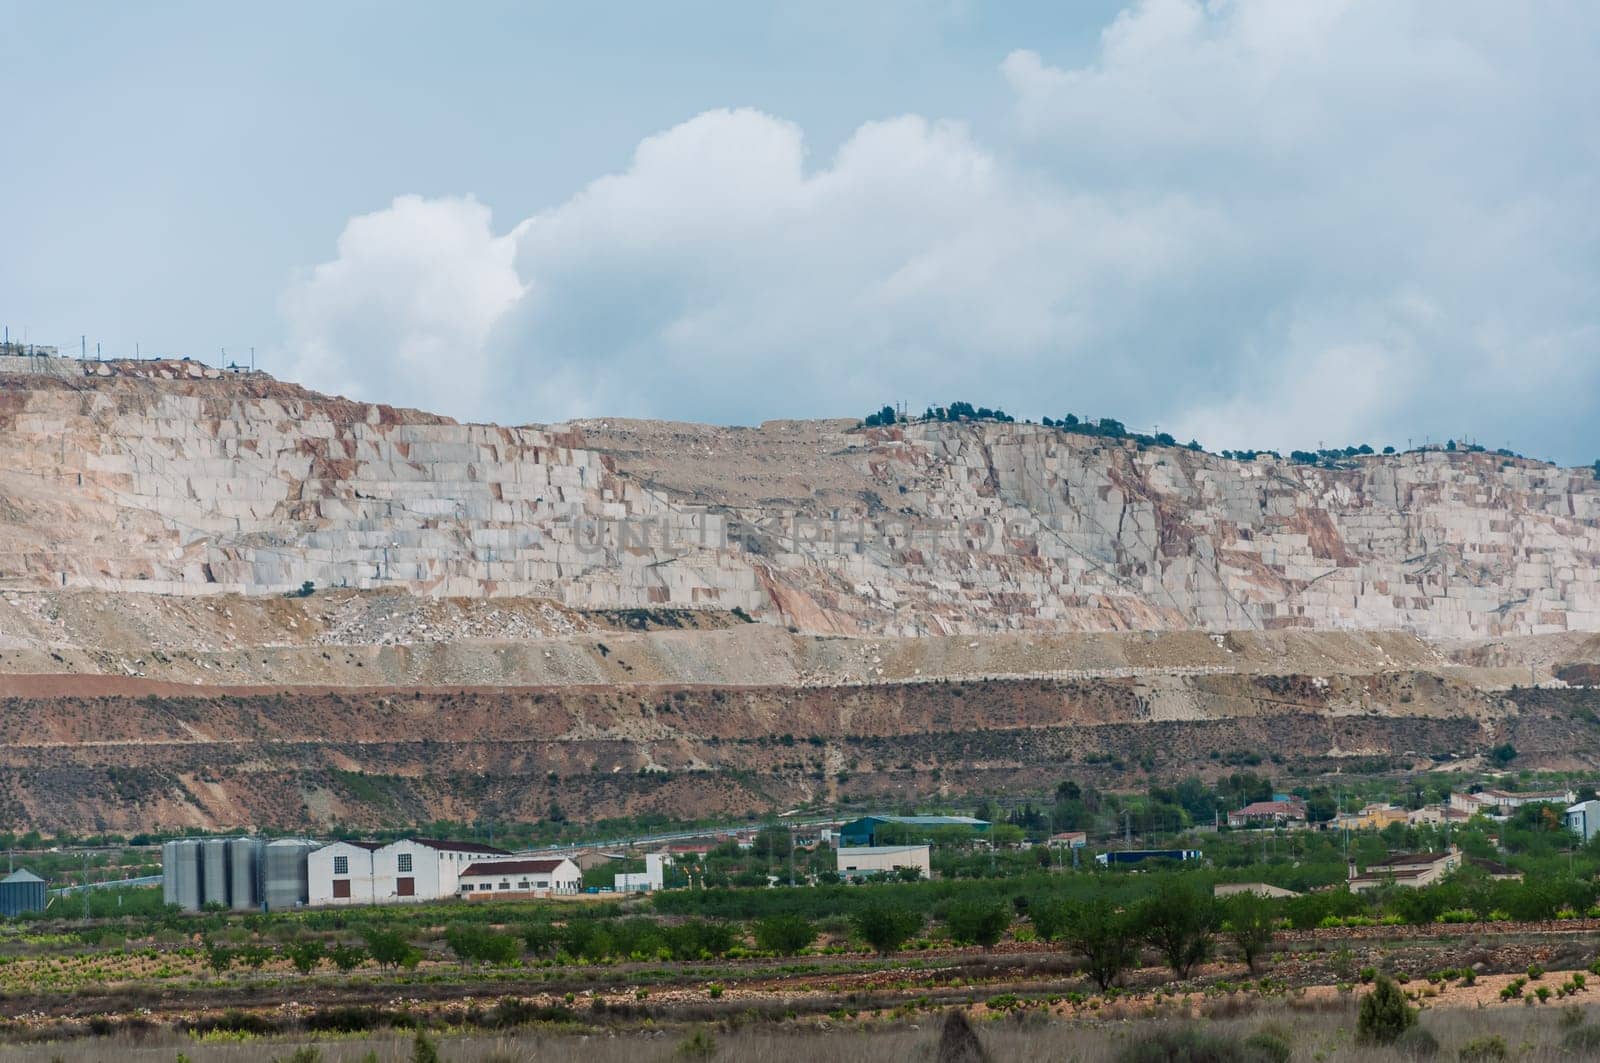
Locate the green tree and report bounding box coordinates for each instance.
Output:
[1063,898,1138,991]
[1028,897,1070,943]
[753,914,817,956]
[204,942,234,975]
[944,899,1012,950]
[751,825,793,860]
[286,939,325,975]
[328,943,366,972]
[1357,974,1417,1044]
[1139,879,1219,978]
[1224,891,1275,973]
[851,904,922,956]
[364,928,422,970]
[522,920,559,957]
[445,923,521,966]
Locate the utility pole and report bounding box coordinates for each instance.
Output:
[80,335,85,362]
[81,851,90,922]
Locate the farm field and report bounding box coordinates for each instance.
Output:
[8,885,1600,1061]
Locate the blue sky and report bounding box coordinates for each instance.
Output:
[4,1,1597,462]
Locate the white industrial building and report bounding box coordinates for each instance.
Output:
[615,852,673,892]
[308,838,511,906]
[836,844,931,881]
[1567,800,1600,843]
[459,857,581,898]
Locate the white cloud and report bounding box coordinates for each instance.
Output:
[281,195,524,421]
[279,1,1600,461]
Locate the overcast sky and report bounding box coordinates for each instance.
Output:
[5,1,1597,462]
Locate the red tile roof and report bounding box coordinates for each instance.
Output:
[460,858,570,877]
[411,838,511,855]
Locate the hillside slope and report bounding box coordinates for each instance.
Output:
[2,359,1599,638]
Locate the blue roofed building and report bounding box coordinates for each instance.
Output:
[838,815,990,847]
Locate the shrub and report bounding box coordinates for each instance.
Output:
[1535,986,1551,1002]
[675,1029,717,1059]
[445,924,520,966]
[302,1006,403,1033]
[1242,1028,1293,1063]
[1357,975,1417,1045]
[364,929,421,970]
[328,943,366,972]
[752,914,817,956]
[1115,1026,1285,1063]
[411,1031,440,1063]
[1359,966,1377,984]
[1457,1034,1508,1062]
[1029,897,1070,943]
[286,939,325,975]
[1393,1027,1439,1059]
[851,904,922,956]
[945,900,1012,950]
[1528,963,1545,980]
[1563,1026,1600,1053]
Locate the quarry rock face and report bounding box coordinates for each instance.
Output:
[2,358,1599,639]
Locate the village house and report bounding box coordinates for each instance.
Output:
[1406,803,1472,827]
[1214,882,1300,899]
[458,857,581,898]
[1565,799,1600,843]
[1347,848,1461,892]
[1335,803,1409,831]
[1450,788,1577,818]
[1227,798,1308,829]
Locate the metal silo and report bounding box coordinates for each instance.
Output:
[0,869,47,917]
[163,839,204,912]
[200,839,230,908]
[227,838,260,910]
[263,839,314,911]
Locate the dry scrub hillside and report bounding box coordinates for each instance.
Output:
[3,668,1595,832]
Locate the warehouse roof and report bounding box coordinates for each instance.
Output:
[460,859,570,876]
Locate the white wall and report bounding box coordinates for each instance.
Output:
[462,859,581,896]
[308,842,377,906]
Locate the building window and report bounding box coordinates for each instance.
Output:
[517,880,530,889]
[499,881,511,890]
[397,853,413,873]
[535,880,549,888]
[333,855,348,875]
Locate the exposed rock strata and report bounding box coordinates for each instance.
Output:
[2,359,1598,639]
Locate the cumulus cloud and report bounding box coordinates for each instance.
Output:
[280,1,1600,461]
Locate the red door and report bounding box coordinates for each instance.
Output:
[396,877,415,897]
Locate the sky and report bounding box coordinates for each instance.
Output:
[3,1,1598,462]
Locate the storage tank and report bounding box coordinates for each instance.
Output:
[263,839,315,911]
[0,869,47,917]
[200,839,230,909]
[163,839,203,911]
[227,837,260,911]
